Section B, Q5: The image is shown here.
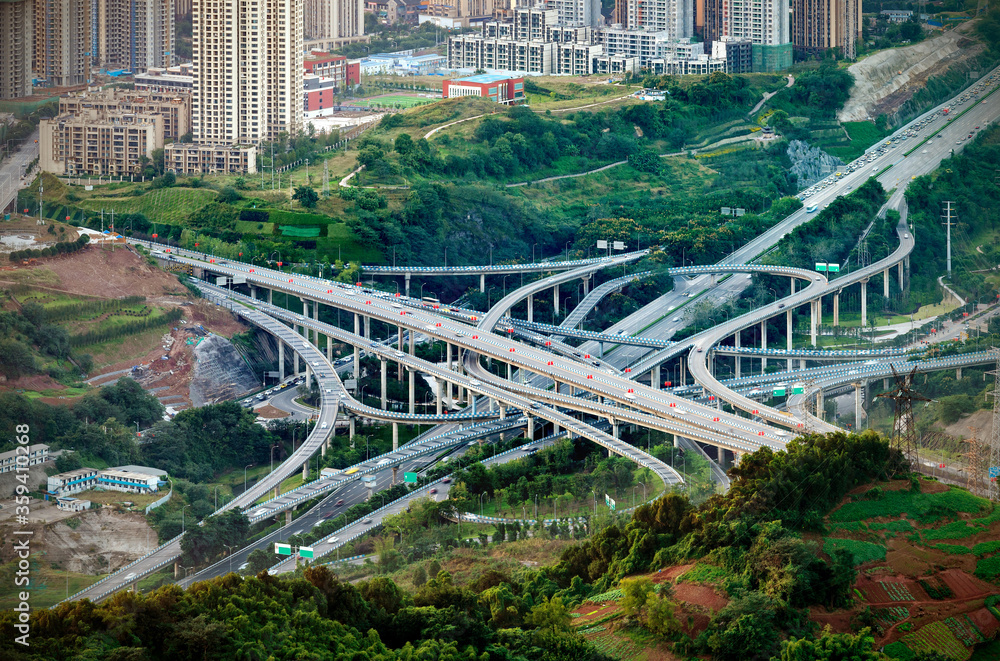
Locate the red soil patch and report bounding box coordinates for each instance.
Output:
[673,582,728,612]
[573,603,619,622]
[40,244,186,298]
[940,569,998,599]
[255,404,290,419]
[809,605,855,632]
[0,373,65,391]
[650,563,695,583]
[968,607,1000,638]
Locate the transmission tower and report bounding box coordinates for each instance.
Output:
[987,349,1000,501]
[965,426,987,498]
[858,240,871,269]
[876,366,929,471]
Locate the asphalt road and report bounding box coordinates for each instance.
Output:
[0,128,38,213]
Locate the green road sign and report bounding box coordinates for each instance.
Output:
[274,543,292,556]
[404,472,418,484]
[792,386,805,394]
[298,546,314,559]
[605,494,616,511]
[815,263,828,272]
[827,263,840,273]
[772,387,786,397]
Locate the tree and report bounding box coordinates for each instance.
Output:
[778,627,884,661]
[619,576,655,617]
[394,133,414,155]
[293,185,319,208]
[644,594,679,636]
[412,565,427,587]
[246,548,275,574]
[525,595,571,633]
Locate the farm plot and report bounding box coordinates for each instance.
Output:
[900,620,971,660]
[824,538,887,565]
[81,188,218,224]
[943,615,985,648]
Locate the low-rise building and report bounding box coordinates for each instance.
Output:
[58,87,190,140]
[304,51,361,89]
[40,109,165,177]
[134,65,195,94]
[443,73,525,103]
[98,469,160,494]
[0,444,50,474]
[164,143,258,175]
[47,468,100,497]
[56,497,91,512]
[880,9,913,23]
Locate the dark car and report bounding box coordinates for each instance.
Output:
[778,303,786,309]
[429,488,438,494]
[335,499,345,506]
[442,478,452,483]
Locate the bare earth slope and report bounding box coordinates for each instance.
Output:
[839,22,984,122]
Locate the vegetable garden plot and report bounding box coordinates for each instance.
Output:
[901,620,971,660]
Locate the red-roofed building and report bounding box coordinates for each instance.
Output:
[442,74,524,104]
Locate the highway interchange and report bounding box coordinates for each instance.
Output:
[64,65,1000,603]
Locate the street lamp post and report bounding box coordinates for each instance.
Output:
[480,491,488,518]
[244,464,253,493]
[638,481,646,502]
[591,489,597,516]
[214,485,222,511]
[223,544,236,574]
[181,505,191,532]
[270,444,278,473]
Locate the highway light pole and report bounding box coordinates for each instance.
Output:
[244,464,253,494]
[480,491,487,518]
[223,544,236,574]
[181,505,191,533]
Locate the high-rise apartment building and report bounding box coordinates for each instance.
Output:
[33,0,92,86]
[546,0,602,27]
[97,0,174,72]
[703,0,790,71]
[611,0,691,37]
[0,0,33,99]
[792,0,861,59]
[304,0,365,51]
[192,0,302,144]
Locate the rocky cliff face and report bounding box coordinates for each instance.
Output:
[839,23,984,123]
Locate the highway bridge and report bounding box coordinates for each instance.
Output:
[62,65,1000,605]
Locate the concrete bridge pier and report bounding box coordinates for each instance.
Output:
[833,293,840,327]
[898,261,904,291]
[285,510,292,526]
[527,294,533,323]
[326,334,333,362]
[392,422,399,451]
[302,459,308,480]
[582,275,590,296]
[349,417,355,448]
[652,364,660,388]
[810,301,818,347]
[353,313,361,379]
[408,368,415,414]
[525,416,533,441]
[274,485,280,499]
[734,332,741,379]
[294,353,300,377]
[436,378,443,414]
[680,357,686,386]
[397,325,405,382]
[268,288,273,305]
[816,390,824,420]
[380,360,387,409]
[860,278,869,328]
[760,321,767,372]
[364,315,370,340]
[404,274,410,298]
[791,278,795,295]
[392,466,398,485]
[279,340,285,381]
[553,284,559,316]
[883,268,890,298]
[957,368,963,380]
[480,274,486,292]
[786,309,793,371]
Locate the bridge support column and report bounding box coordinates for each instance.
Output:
[791,279,795,295]
[285,510,292,526]
[409,330,414,357]
[174,561,180,578]
[612,420,619,440]
[582,275,590,296]
[833,293,840,327]
[436,378,443,414]
[816,390,824,420]
[294,352,300,377]
[884,268,890,298]
[527,294,533,323]
[326,334,332,362]
[302,459,308,480]
[408,368,415,415]
[786,309,793,370]
[761,321,768,372]
[364,315,370,340]
[498,401,506,420]
[268,288,272,305]
[279,340,285,381]
[553,284,560,316]
[274,485,280,499]
[392,422,399,451]
[957,368,963,380]
[480,274,485,292]
[392,466,398,485]
[250,285,257,300]
[810,302,818,347]
[380,360,387,409]
[553,380,560,396]
[405,274,410,298]
[397,326,404,382]
[652,364,660,389]
[860,279,868,328]
[353,313,361,379]
[734,332,741,379]
[349,416,355,448]
[680,357,686,386]
[854,383,864,427]
[525,416,533,441]
[898,262,904,291]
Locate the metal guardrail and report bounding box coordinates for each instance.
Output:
[60,533,184,604]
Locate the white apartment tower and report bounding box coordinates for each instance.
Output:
[304,0,364,43]
[192,0,302,146]
[546,0,602,27]
[612,0,692,38]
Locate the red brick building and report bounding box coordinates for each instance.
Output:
[442,74,525,104]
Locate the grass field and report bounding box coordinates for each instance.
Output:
[0,561,101,610]
[81,187,218,224]
[368,95,436,109]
